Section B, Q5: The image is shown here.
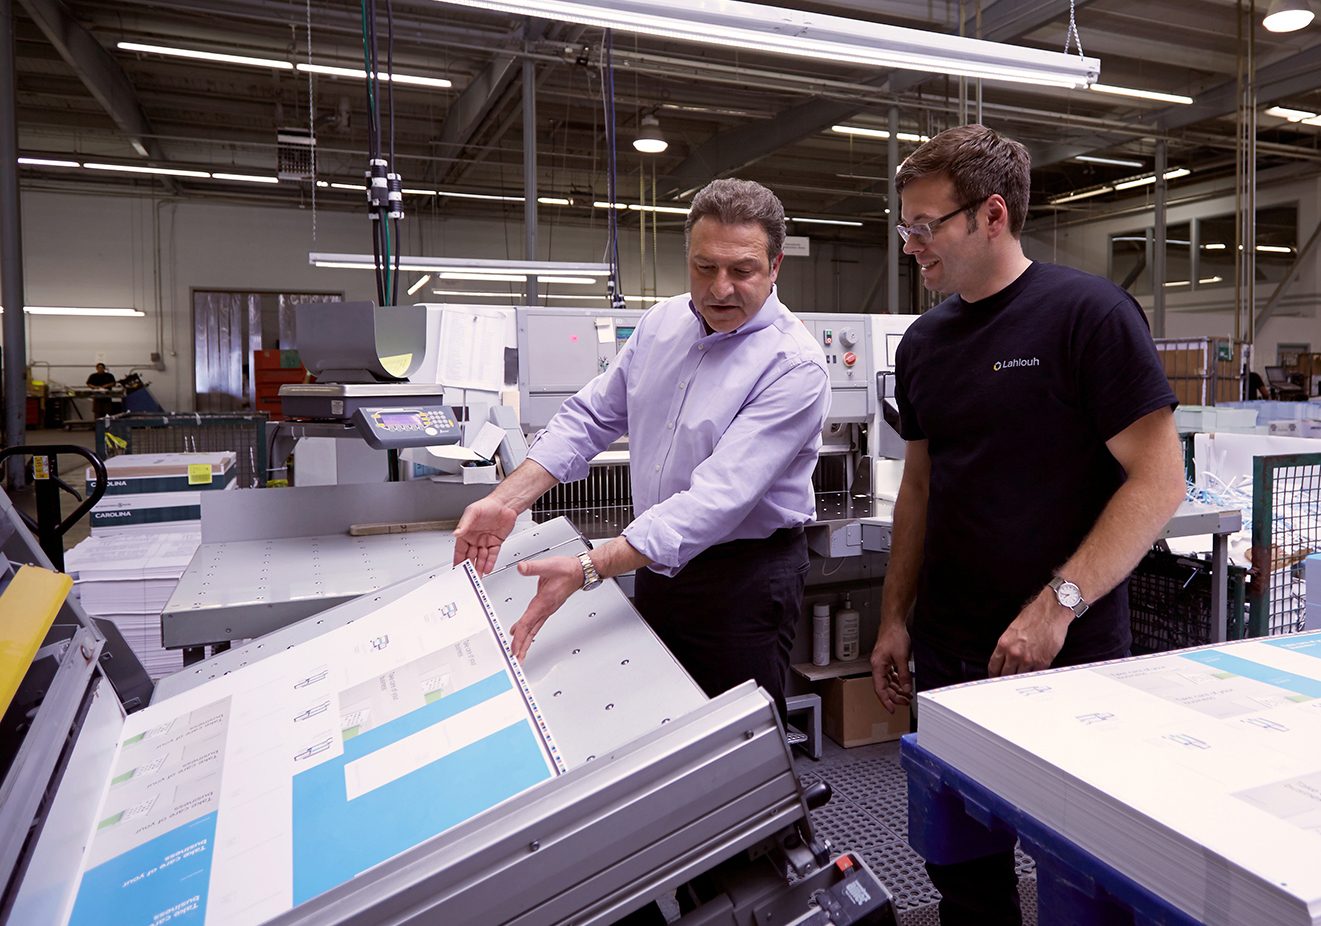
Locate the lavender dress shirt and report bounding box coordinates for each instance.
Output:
[526,287,830,576]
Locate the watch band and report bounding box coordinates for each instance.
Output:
[578,552,603,591]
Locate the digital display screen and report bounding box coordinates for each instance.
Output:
[378,412,421,427]
[616,325,636,340]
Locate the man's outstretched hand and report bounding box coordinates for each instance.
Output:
[452,496,519,576]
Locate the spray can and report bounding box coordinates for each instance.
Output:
[834,594,860,661]
[812,603,832,666]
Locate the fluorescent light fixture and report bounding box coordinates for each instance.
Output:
[83,162,210,178]
[791,216,864,226]
[630,203,690,215]
[438,189,524,202]
[538,196,572,205]
[211,172,278,184]
[596,201,691,214]
[438,271,597,284]
[1202,243,1227,250]
[1089,84,1194,105]
[2,305,145,317]
[406,274,432,296]
[403,187,438,195]
[1112,167,1190,191]
[1074,155,1145,168]
[1263,0,1315,33]
[436,0,1099,88]
[1257,244,1294,253]
[330,182,365,190]
[295,62,453,89]
[316,180,329,187]
[431,289,656,302]
[117,42,451,87]
[311,252,613,276]
[1266,106,1318,121]
[1049,185,1114,204]
[1163,276,1225,288]
[831,124,930,142]
[17,157,80,168]
[117,41,292,70]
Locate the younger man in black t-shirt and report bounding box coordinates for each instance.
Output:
[868,125,1186,926]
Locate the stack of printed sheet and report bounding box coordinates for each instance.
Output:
[918,633,1321,926]
[65,529,201,678]
[87,452,236,535]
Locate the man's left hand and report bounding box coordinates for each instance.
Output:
[988,588,1072,677]
[508,556,584,662]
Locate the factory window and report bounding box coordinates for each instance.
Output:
[1110,230,1150,295]
[1108,222,1190,296]
[1196,204,1298,290]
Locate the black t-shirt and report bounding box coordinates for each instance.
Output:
[86,371,116,387]
[895,261,1177,665]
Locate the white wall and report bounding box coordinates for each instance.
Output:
[1022,167,1321,370]
[2,190,884,411]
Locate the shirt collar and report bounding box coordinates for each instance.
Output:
[686,286,785,340]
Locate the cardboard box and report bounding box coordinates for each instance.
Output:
[822,674,909,748]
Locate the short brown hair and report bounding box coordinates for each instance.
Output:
[895,124,1031,237]
[684,178,786,263]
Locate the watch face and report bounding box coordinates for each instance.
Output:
[1056,581,1082,608]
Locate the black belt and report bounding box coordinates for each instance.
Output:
[690,524,805,563]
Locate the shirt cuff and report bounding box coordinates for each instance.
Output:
[622,509,686,577]
[525,429,592,485]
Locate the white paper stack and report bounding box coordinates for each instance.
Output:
[88,452,237,534]
[918,633,1321,926]
[65,530,202,678]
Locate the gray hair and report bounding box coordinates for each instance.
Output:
[684,178,786,262]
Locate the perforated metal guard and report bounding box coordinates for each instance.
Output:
[798,744,1038,926]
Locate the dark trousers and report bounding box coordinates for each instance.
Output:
[632,527,808,721]
[912,636,1130,926]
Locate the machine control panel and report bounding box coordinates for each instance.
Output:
[352,405,463,450]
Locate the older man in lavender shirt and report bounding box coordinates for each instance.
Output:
[453,178,829,716]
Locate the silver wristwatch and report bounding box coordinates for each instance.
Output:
[578,552,603,591]
[1048,576,1089,619]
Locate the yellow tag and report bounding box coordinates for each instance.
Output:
[105,433,128,450]
[188,463,214,485]
[32,456,50,480]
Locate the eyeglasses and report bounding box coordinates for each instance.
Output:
[896,199,983,244]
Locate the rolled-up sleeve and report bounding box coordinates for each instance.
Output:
[623,359,829,574]
[526,338,634,485]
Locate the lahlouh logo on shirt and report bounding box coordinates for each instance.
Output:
[992,356,1041,372]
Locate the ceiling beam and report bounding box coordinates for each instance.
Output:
[654,0,1089,199]
[1032,43,1321,168]
[433,19,549,181]
[17,0,168,167]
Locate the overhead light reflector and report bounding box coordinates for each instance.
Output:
[1263,0,1315,33]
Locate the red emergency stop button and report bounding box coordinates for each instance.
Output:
[843,351,857,367]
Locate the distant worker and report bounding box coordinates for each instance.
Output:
[1247,369,1269,400]
[453,177,830,722]
[86,363,116,388]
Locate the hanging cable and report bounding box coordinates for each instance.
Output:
[359,0,404,308]
[603,31,625,309]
